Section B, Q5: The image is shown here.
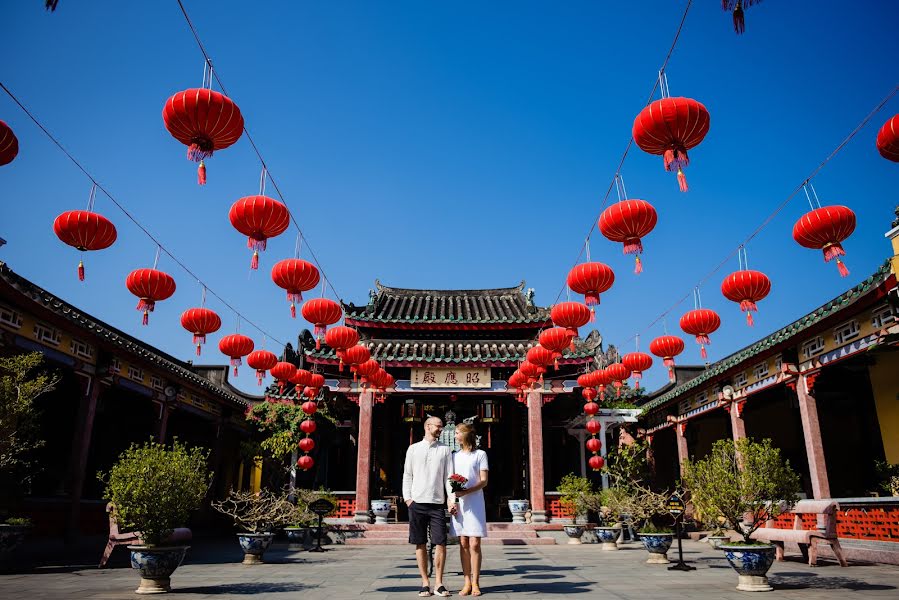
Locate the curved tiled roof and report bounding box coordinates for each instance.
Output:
[343,280,550,324]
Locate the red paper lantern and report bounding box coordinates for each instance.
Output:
[584,401,599,416]
[301,298,343,348]
[605,362,631,397]
[325,325,359,370]
[125,269,176,325]
[586,438,601,453]
[219,334,254,376]
[162,88,244,185]
[0,121,19,166]
[577,373,594,390]
[721,270,771,326]
[519,361,542,384]
[298,437,315,453]
[527,345,555,369]
[680,309,721,359]
[792,206,856,277]
[649,335,685,382]
[622,352,653,384]
[246,349,278,386]
[551,302,592,346]
[356,358,380,379]
[590,368,612,400]
[588,455,605,471]
[291,368,312,395]
[302,401,318,415]
[271,259,320,317]
[539,327,574,367]
[599,200,658,274]
[307,373,325,390]
[229,196,290,269]
[877,114,899,162]
[567,262,614,310]
[633,97,710,192]
[270,361,297,394]
[297,455,314,471]
[582,387,598,402]
[53,210,118,281]
[344,345,371,381]
[180,307,222,356]
[585,418,601,435]
[300,419,317,434]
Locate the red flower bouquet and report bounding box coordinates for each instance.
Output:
[448,474,468,503]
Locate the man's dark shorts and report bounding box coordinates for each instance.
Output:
[408,502,447,546]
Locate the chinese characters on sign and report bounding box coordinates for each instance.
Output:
[411,368,492,389]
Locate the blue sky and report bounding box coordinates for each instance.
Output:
[2,1,897,394]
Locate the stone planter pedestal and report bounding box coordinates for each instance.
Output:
[508,500,529,524]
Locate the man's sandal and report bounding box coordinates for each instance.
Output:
[418,586,432,597]
[435,585,452,597]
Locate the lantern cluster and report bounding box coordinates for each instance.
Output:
[298,396,318,472]
[579,375,604,472]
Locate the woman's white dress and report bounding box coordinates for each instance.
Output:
[449,449,488,537]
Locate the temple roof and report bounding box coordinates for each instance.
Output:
[640,260,895,414]
[343,280,551,325]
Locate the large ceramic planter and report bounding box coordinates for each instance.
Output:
[639,533,673,564]
[720,544,776,592]
[284,527,307,549]
[563,525,585,545]
[595,526,620,551]
[237,533,275,565]
[0,524,29,556]
[128,545,189,594]
[707,535,729,549]
[508,499,529,524]
[371,499,391,525]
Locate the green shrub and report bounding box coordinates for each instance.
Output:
[638,522,672,534]
[3,517,32,527]
[557,474,594,522]
[98,440,212,546]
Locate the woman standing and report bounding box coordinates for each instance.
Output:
[448,423,489,596]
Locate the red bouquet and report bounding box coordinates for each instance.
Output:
[448,474,468,503]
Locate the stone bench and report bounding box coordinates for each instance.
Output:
[752,500,848,567]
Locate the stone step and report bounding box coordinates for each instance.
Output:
[361,529,540,539]
[345,537,556,546]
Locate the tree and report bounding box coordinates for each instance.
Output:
[682,438,801,544]
[0,352,59,477]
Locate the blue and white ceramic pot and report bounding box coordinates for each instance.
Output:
[284,527,306,548]
[720,544,776,592]
[0,524,29,556]
[237,533,275,565]
[508,500,529,524]
[128,545,189,594]
[563,525,585,545]
[595,526,620,551]
[639,533,673,564]
[371,499,391,525]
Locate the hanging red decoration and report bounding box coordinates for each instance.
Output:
[53,211,118,281]
[792,206,856,277]
[270,361,297,394]
[301,298,343,349]
[307,373,325,391]
[344,345,371,381]
[298,437,315,453]
[551,302,591,348]
[590,368,612,401]
[291,368,312,396]
[125,269,176,325]
[229,196,290,270]
[721,270,771,326]
[301,401,318,415]
[271,259,320,318]
[519,361,542,386]
[246,349,278,386]
[0,121,19,166]
[680,309,722,359]
[583,401,599,416]
[588,455,605,471]
[621,352,653,384]
[297,455,314,471]
[300,419,317,434]
[356,359,380,385]
[219,334,254,376]
[582,387,598,402]
[567,262,615,312]
[526,345,554,371]
[325,326,359,370]
[585,419,601,435]
[539,327,574,367]
[577,373,595,390]
[586,438,601,453]
[649,335,685,382]
[722,1,761,34]
[162,88,244,185]
[877,114,899,162]
[599,199,658,274]
[604,362,631,397]
[633,97,710,192]
[179,307,222,356]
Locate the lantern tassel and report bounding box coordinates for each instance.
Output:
[196,343,202,356]
[142,310,149,326]
[822,242,846,262]
[622,238,644,255]
[290,302,296,318]
[733,2,745,34]
[746,311,754,327]
[585,293,599,308]
[197,161,207,185]
[251,250,259,270]
[836,259,850,278]
[488,425,492,449]
[677,168,688,192]
[589,308,596,323]
[256,371,264,386]
[668,366,675,382]
[634,255,643,274]
[700,344,708,359]
[78,260,85,282]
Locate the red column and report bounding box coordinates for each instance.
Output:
[354,391,374,523]
[66,374,101,543]
[796,374,831,498]
[729,401,747,441]
[675,421,689,478]
[527,390,547,523]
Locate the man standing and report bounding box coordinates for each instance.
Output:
[403,416,455,597]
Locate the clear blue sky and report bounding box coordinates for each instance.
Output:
[2,1,897,395]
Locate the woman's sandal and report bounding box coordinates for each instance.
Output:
[471,585,482,596]
[459,583,472,596]
[435,585,452,597]
[418,586,432,597]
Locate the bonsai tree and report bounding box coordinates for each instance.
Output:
[98,440,212,546]
[557,473,594,523]
[682,437,801,545]
[290,487,338,527]
[211,489,296,533]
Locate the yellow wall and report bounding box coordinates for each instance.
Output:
[869,352,899,463]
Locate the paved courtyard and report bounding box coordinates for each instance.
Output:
[1,537,898,599]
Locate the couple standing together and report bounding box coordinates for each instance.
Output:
[402,416,489,597]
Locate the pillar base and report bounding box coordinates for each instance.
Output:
[353,510,373,524]
[530,510,548,523]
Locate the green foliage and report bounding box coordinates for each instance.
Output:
[557,473,594,521]
[638,522,673,534]
[246,398,335,465]
[603,440,651,489]
[874,460,899,496]
[0,352,58,476]
[682,438,801,544]
[3,517,32,527]
[98,440,212,547]
[292,488,339,526]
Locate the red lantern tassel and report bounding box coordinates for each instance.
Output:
[677,168,688,192]
[197,161,207,185]
[668,366,675,382]
[78,260,85,281]
[256,371,264,386]
[700,344,708,359]
[142,310,149,326]
[746,311,754,327]
[251,250,259,270]
[822,242,846,263]
[836,258,850,278]
[733,1,745,34]
[634,255,643,275]
[196,343,202,356]
[290,301,296,318]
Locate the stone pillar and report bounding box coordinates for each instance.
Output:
[599,420,610,490]
[65,374,101,544]
[729,401,747,441]
[566,429,588,478]
[527,390,547,523]
[796,373,831,498]
[155,401,173,444]
[675,421,689,478]
[354,391,375,523]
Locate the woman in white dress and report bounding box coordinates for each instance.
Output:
[448,423,489,596]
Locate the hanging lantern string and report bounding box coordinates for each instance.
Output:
[294,232,303,259]
[617,83,899,347]
[152,246,161,270]
[259,165,267,196]
[552,0,694,305]
[201,284,207,308]
[202,59,214,90]
[584,238,591,262]
[175,0,343,304]
[86,183,97,212]
[803,182,822,210]
[0,80,287,347]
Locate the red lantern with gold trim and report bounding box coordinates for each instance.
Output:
[229,196,290,270]
[246,349,277,386]
[540,327,574,367]
[567,262,614,311]
[344,345,371,381]
[876,114,899,161]
[721,270,771,326]
[219,334,254,376]
[586,438,601,453]
[605,362,631,397]
[180,307,222,355]
[622,352,653,384]
[680,309,721,359]
[649,335,685,382]
[586,419,601,435]
[297,455,314,471]
[126,268,176,325]
[792,206,856,277]
[325,326,359,370]
[551,302,591,348]
[599,200,658,273]
[302,298,342,349]
[270,361,297,394]
[0,121,19,166]
[588,455,605,471]
[271,259,320,317]
[53,210,118,281]
[298,437,315,453]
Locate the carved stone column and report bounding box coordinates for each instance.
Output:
[354,391,375,523]
[796,373,831,498]
[527,390,547,523]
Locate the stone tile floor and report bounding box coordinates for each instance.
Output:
[1,537,897,599]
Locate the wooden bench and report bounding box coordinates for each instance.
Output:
[99,503,192,568]
[752,500,848,567]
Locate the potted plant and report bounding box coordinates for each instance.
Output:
[683,438,800,592]
[626,483,676,564]
[557,473,593,544]
[637,521,675,564]
[590,487,630,551]
[704,516,731,549]
[0,517,32,557]
[284,488,337,548]
[98,440,211,594]
[212,489,295,564]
